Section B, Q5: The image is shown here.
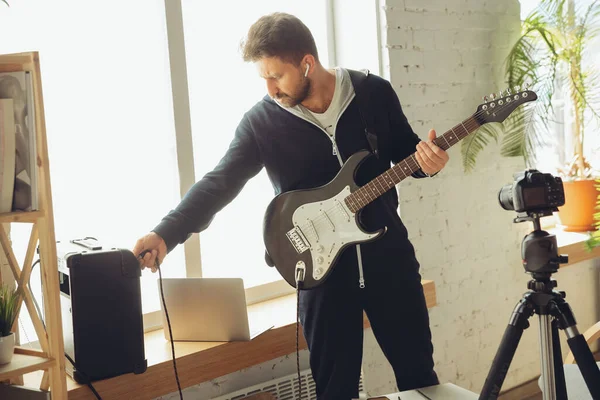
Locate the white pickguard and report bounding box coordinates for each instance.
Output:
[288,186,380,281]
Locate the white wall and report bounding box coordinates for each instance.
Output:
[156,1,600,398]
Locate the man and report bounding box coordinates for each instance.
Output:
[134,12,448,399]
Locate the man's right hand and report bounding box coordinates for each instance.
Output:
[133,232,167,273]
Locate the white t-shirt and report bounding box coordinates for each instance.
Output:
[306,68,345,137]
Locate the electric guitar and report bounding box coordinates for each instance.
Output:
[263,87,537,289]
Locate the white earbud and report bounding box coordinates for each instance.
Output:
[304,64,309,77]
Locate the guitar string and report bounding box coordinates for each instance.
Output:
[289,95,532,238]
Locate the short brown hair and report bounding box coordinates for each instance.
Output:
[241,12,319,65]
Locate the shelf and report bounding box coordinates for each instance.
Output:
[553,228,600,267]
[0,51,67,398]
[0,211,44,223]
[0,352,55,382]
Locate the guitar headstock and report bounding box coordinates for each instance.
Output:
[475,84,537,124]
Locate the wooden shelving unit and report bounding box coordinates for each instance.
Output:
[0,52,67,398]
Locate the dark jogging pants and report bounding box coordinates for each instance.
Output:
[298,246,439,400]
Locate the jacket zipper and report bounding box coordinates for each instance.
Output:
[291,95,366,289]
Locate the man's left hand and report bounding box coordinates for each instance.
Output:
[415,129,449,176]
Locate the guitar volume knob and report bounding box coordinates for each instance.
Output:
[315,245,325,253]
[316,256,324,264]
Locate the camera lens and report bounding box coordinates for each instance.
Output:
[498,184,515,210]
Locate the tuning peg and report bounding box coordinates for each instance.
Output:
[513,85,520,92]
[490,93,496,100]
[523,82,530,89]
[483,96,489,102]
[498,90,504,97]
[506,87,512,95]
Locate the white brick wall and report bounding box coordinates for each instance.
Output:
[362,0,600,396]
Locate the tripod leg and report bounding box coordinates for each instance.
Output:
[550,319,567,400]
[553,298,600,399]
[538,315,557,400]
[479,297,533,400]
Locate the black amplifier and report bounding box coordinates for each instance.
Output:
[57,238,147,383]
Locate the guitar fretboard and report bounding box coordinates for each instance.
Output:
[344,116,480,213]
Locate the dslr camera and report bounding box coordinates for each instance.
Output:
[498,169,565,213]
[497,169,568,275]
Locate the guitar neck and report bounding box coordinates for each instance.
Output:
[344,116,481,213]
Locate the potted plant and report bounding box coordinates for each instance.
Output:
[0,283,20,364]
[462,0,600,231]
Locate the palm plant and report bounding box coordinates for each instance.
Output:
[461,0,600,177]
[0,284,20,337]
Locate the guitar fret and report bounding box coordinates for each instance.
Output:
[352,197,360,212]
[459,122,470,139]
[346,199,352,213]
[400,163,408,178]
[368,183,379,199]
[375,176,387,193]
[358,188,367,204]
[391,166,402,181]
[360,187,372,203]
[367,183,377,199]
[387,170,396,187]
[441,134,450,149]
[409,155,419,172]
[449,128,457,145]
[350,195,359,212]
[357,195,364,208]
[384,175,393,190]
[356,195,364,211]
[393,165,403,179]
[374,177,382,192]
[400,161,410,177]
[346,196,357,213]
[384,171,395,186]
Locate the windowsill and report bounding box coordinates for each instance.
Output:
[23,280,436,400]
[552,226,600,267]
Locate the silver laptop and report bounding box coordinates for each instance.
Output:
[380,383,479,399]
[158,278,273,342]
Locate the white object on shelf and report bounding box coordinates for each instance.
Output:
[0,332,15,364]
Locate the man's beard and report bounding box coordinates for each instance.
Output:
[275,78,311,107]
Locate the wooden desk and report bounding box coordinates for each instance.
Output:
[26,280,435,400]
[23,230,596,399]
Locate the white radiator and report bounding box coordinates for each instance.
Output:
[213,369,366,400]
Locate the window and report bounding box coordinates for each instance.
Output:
[518,0,600,174]
[1,0,184,340]
[516,0,600,229]
[181,1,330,290]
[2,0,336,342]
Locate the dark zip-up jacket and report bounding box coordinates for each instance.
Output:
[153,70,428,276]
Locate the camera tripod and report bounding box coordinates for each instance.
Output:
[479,212,600,400]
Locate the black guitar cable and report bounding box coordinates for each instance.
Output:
[295,265,305,400]
[138,249,183,400]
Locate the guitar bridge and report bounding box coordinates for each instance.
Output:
[286,226,311,254]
